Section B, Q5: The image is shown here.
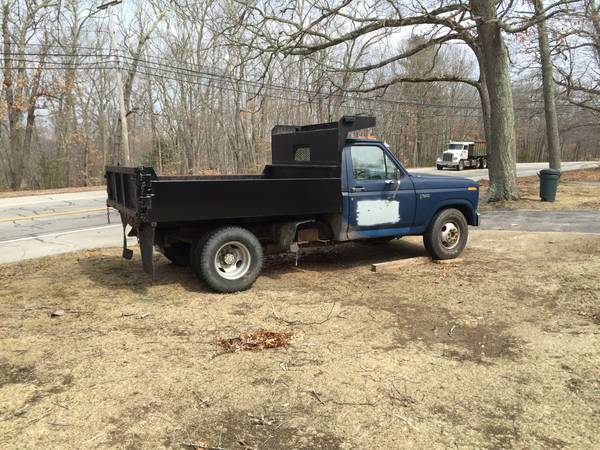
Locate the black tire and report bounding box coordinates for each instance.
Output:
[437,165,443,170]
[190,231,211,274]
[191,226,263,293]
[423,208,469,260]
[475,159,481,169]
[161,242,191,266]
[482,158,488,169]
[457,160,464,171]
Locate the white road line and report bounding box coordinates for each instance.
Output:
[0,224,122,244]
[0,194,106,208]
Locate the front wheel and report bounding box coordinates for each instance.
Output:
[457,160,464,171]
[192,226,263,293]
[423,208,469,260]
[437,165,443,170]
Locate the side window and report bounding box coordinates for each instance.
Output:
[384,153,401,180]
[351,146,386,181]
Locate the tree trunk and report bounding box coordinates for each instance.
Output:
[476,74,492,148]
[535,0,561,170]
[471,0,519,201]
[2,4,20,189]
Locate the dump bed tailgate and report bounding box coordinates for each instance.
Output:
[105,166,155,222]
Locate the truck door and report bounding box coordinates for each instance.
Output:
[345,144,416,239]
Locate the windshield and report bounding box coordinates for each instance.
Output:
[448,144,464,150]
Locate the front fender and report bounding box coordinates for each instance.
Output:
[426,199,478,227]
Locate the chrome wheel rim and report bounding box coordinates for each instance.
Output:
[440,221,460,250]
[214,241,251,280]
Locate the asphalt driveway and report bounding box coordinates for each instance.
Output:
[480,210,600,234]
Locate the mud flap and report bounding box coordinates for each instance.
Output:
[120,213,133,260]
[139,223,156,279]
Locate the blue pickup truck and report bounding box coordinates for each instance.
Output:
[106,116,480,292]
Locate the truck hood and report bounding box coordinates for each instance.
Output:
[408,173,479,189]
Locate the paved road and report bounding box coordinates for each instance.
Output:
[410,160,600,181]
[0,191,135,263]
[0,161,598,264]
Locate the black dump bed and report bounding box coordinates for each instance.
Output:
[106,116,375,225]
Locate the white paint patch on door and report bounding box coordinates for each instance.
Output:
[356,199,400,226]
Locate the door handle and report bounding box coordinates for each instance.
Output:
[351,186,365,192]
[384,179,394,184]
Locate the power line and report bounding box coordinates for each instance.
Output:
[3,49,487,110]
[2,50,591,116]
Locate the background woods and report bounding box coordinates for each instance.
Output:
[0,0,598,193]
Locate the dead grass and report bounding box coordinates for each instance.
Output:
[0,231,599,449]
[480,167,600,210]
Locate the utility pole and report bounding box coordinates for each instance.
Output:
[98,0,130,165]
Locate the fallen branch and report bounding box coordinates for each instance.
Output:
[394,414,415,429]
[331,400,376,407]
[181,442,227,450]
[305,389,375,407]
[307,389,325,405]
[271,303,345,326]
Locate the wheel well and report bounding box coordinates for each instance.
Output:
[437,204,474,225]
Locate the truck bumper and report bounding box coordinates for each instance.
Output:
[437,162,458,167]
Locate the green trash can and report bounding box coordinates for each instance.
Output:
[538,168,561,202]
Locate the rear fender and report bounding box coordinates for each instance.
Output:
[272,220,316,249]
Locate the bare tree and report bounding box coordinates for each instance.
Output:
[536,0,562,170]
[1,0,53,189]
[227,0,577,201]
[0,0,595,192]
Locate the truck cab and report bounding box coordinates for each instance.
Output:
[106,116,480,293]
[343,140,479,240]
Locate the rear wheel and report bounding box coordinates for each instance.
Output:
[482,158,488,169]
[423,208,469,260]
[192,226,263,293]
[161,242,191,266]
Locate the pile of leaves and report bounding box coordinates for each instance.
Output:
[218,329,292,352]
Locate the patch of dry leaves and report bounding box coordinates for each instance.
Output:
[217,329,292,352]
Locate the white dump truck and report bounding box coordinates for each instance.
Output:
[436,141,487,171]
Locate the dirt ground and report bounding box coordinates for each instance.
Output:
[1,231,599,449]
[479,167,600,211]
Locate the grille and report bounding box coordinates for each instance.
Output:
[442,152,453,162]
